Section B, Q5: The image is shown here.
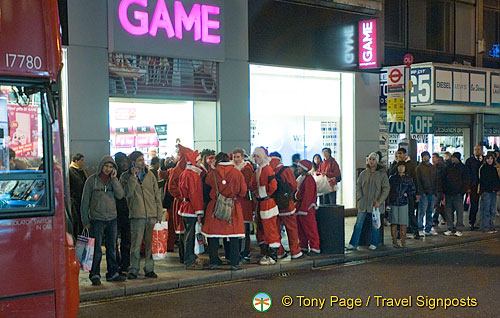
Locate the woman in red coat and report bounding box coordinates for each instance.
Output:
[295,160,320,255]
[250,147,280,265]
[202,152,247,270]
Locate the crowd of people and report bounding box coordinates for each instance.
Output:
[68,144,500,286]
[69,146,342,286]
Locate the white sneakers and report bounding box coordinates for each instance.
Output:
[259,256,276,265]
[429,229,439,236]
[418,230,425,237]
[454,231,463,237]
[443,230,453,236]
[368,245,377,250]
[346,244,359,251]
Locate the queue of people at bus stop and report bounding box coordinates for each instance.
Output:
[69,144,500,286]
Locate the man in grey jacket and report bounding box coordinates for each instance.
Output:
[81,155,125,286]
[120,151,163,280]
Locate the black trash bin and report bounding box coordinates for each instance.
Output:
[316,204,344,254]
[358,212,384,246]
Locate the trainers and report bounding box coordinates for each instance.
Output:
[368,245,377,250]
[259,256,276,265]
[277,251,289,259]
[127,272,137,279]
[346,244,359,250]
[145,271,158,278]
[107,272,126,282]
[429,229,439,236]
[454,231,463,237]
[487,230,498,234]
[418,230,425,237]
[443,230,453,236]
[90,276,101,286]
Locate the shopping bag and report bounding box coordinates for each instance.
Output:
[152,222,167,260]
[313,174,336,196]
[75,229,95,272]
[372,207,381,229]
[194,222,205,255]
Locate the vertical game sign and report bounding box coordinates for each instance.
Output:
[358,19,378,69]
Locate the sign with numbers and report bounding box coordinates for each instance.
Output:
[410,67,432,105]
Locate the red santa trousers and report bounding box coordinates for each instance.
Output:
[297,213,320,253]
[256,213,281,248]
[278,215,302,258]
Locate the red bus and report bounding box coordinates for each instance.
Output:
[0,1,80,317]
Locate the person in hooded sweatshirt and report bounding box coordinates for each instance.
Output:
[250,147,280,265]
[479,152,500,233]
[178,150,205,270]
[203,152,247,271]
[269,152,303,260]
[347,152,390,251]
[295,160,320,255]
[81,155,125,286]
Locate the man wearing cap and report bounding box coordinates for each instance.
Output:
[465,145,484,230]
[441,152,470,237]
[416,151,440,236]
[120,151,163,279]
[178,150,204,270]
[295,159,320,255]
[250,147,281,265]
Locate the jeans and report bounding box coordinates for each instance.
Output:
[418,194,436,232]
[480,192,497,231]
[130,217,156,276]
[320,191,337,205]
[349,212,379,247]
[183,217,197,267]
[89,219,119,279]
[116,216,131,272]
[445,194,465,231]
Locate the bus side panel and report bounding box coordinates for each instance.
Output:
[0,293,55,318]
[0,217,56,297]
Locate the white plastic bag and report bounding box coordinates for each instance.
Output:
[313,174,336,196]
[194,222,204,255]
[75,229,94,271]
[372,207,381,229]
[152,222,167,260]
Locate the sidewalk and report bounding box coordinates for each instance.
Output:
[79,214,500,302]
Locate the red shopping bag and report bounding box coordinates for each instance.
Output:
[152,222,168,260]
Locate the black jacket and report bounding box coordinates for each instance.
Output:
[465,155,483,185]
[479,163,500,194]
[69,166,87,211]
[388,174,416,206]
[442,161,470,195]
[416,161,441,195]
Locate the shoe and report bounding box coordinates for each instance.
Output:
[107,272,126,282]
[454,231,463,237]
[90,276,101,286]
[487,230,498,234]
[368,245,377,250]
[405,233,414,239]
[418,230,425,237]
[240,256,251,264]
[443,230,453,236]
[470,225,478,231]
[308,250,321,256]
[259,256,277,265]
[441,221,447,225]
[277,251,289,259]
[231,265,243,271]
[346,244,359,251]
[429,229,439,236]
[392,243,400,248]
[185,263,203,270]
[291,252,306,260]
[127,272,137,279]
[145,271,158,278]
[216,258,230,266]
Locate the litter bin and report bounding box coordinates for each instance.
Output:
[316,204,344,254]
[358,212,385,246]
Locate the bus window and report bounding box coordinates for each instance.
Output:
[0,85,49,212]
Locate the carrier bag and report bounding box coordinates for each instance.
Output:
[194,222,205,255]
[372,207,381,229]
[76,229,95,271]
[152,222,167,260]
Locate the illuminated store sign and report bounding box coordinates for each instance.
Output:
[109,0,225,61]
[358,19,378,69]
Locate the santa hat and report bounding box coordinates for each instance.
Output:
[185,150,200,165]
[298,159,313,172]
[251,147,270,164]
[269,157,281,169]
[177,144,192,158]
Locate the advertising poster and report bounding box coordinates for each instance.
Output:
[8,104,38,158]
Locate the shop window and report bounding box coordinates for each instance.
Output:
[0,85,48,212]
[385,0,404,45]
[455,3,475,56]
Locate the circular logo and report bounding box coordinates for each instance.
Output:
[253,292,272,312]
[389,69,403,84]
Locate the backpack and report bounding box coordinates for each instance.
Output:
[269,166,292,210]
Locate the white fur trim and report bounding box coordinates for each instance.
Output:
[218,162,233,166]
[186,165,202,174]
[278,208,296,216]
[298,162,310,171]
[260,205,279,219]
[202,233,245,238]
[195,210,204,216]
[175,230,185,234]
[296,211,308,216]
[291,251,304,259]
[178,212,198,217]
[269,242,281,248]
[258,186,268,199]
[310,248,321,253]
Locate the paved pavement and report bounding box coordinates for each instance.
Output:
[79,214,500,303]
[79,238,500,317]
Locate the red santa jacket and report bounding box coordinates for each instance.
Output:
[250,163,278,219]
[269,158,297,216]
[295,174,318,215]
[319,157,341,188]
[178,165,204,217]
[234,161,254,222]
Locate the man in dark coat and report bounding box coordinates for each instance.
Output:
[69,153,88,237]
[465,145,484,230]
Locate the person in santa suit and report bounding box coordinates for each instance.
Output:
[202,152,247,271]
[178,150,204,270]
[268,152,303,260]
[168,144,191,263]
[250,147,281,265]
[158,157,177,252]
[231,148,254,263]
[295,159,320,255]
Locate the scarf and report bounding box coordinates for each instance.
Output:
[70,162,89,178]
